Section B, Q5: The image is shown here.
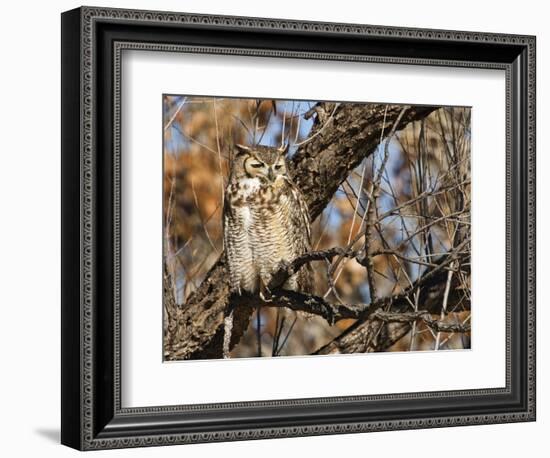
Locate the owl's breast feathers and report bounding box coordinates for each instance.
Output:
[223,176,312,294]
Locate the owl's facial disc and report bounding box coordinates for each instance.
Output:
[240,146,288,182]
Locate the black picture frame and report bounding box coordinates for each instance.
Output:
[61,6,536,450]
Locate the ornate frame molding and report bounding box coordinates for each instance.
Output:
[61,6,536,450]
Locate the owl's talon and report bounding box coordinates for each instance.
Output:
[268,261,290,290]
[259,290,272,302]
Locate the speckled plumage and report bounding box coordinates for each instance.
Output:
[223,144,313,296]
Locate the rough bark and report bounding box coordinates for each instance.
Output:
[164,103,438,360]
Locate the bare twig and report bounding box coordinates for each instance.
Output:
[434,261,456,350]
[190,178,219,254]
[256,308,262,357]
[164,96,187,131]
[212,99,225,228]
[293,103,340,147]
[360,107,408,301]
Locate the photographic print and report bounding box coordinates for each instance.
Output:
[162,96,471,361]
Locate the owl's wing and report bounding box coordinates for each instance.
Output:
[223,196,257,294]
[285,177,311,250]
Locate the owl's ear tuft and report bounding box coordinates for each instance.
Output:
[278,144,289,156]
[235,144,252,156]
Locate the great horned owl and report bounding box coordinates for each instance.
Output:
[223,143,313,296]
[222,143,313,357]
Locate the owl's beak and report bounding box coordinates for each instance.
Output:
[267,168,275,182]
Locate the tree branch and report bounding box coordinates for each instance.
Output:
[232,290,470,335]
[369,310,470,333]
[231,289,366,325]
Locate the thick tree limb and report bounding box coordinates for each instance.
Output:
[232,289,366,325]
[164,103,438,360]
[232,290,470,334]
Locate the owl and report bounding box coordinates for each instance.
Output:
[223,143,313,297]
